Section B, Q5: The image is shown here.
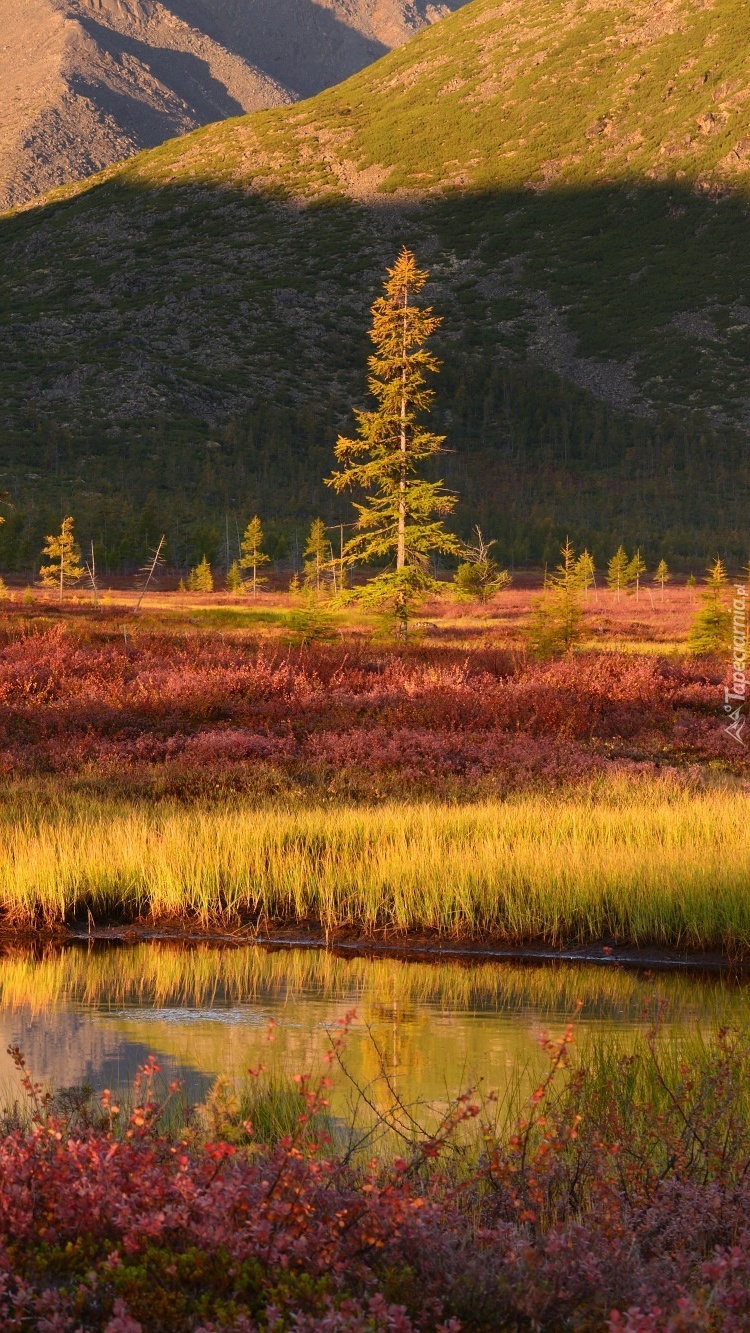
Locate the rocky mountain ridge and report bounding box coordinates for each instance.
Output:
[0,0,458,208]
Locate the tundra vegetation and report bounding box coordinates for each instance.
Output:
[1,1012,750,1330]
[0,253,744,949]
[0,570,745,947]
[2,3,750,1323]
[0,286,745,1333]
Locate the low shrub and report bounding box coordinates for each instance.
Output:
[0,627,736,788]
[1,1023,750,1330]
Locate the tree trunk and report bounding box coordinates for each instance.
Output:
[396,286,408,570]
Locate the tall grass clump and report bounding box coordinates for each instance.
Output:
[2,779,750,950]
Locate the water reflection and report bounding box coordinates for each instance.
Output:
[0,943,746,1116]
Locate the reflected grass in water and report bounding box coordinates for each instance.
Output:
[2,782,750,948]
[2,941,750,1158]
[1,940,749,1023]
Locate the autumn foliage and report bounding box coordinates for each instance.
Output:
[0,626,738,791]
[2,1022,750,1331]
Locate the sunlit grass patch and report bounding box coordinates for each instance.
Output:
[189,607,292,629]
[1,779,749,951]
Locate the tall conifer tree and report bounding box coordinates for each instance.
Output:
[327,248,458,629]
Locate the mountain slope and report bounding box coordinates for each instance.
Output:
[0,0,749,571]
[0,0,460,209]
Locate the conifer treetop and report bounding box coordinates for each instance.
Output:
[706,555,728,589]
[240,516,270,568]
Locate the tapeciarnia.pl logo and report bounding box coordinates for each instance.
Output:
[724,583,747,745]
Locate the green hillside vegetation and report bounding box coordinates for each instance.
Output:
[1,0,749,571]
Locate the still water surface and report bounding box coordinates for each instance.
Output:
[0,943,747,1120]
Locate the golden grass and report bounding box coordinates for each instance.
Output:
[2,779,749,948]
[1,582,698,653]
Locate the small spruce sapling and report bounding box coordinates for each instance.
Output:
[654,559,670,598]
[454,527,511,602]
[527,537,583,658]
[187,555,214,593]
[287,601,337,647]
[240,517,270,598]
[226,561,244,593]
[39,516,86,603]
[688,557,731,656]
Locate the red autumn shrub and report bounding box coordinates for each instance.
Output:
[0,627,737,786]
[1,1024,750,1331]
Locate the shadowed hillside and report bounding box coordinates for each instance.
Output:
[0,0,748,571]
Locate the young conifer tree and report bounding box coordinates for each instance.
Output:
[528,537,583,658]
[654,559,670,598]
[454,527,511,603]
[627,549,647,601]
[240,516,270,598]
[303,519,330,594]
[326,248,458,631]
[575,549,596,598]
[607,545,629,600]
[226,561,244,593]
[39,516,85,603]
[688,556,731,655]
[187,555,214,593]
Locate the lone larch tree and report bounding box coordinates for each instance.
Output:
[326,247,458,628]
